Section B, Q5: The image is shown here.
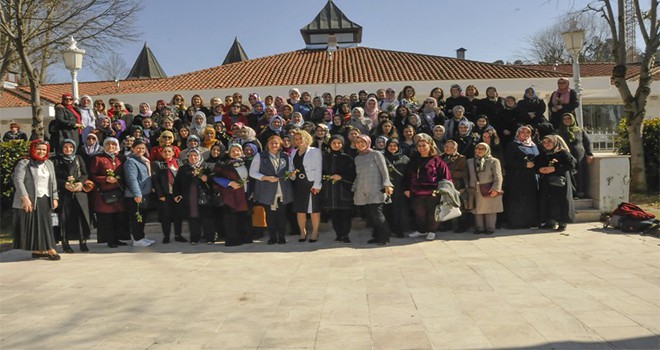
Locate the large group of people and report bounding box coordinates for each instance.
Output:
[8,81,594,259]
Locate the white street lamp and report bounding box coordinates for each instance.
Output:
[62,37,85,103]
[562,29,585,128]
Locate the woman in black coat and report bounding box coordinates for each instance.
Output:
[321,135,356,243]
[383,138,411,238]
[516,88,548,129]
[496,96,523,147]
[548,78,580,129]
[152,145,185,243]
[535,135,577,231]
[556,113,593,198]
[53,94,83,150]
[454,120,478,160]
[173,149,214,244]
[53,139,92,253]
[504,126,540,229]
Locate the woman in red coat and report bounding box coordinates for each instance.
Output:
[212,143,251,247]
[88,137,130,247]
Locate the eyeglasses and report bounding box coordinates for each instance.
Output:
[162,136,172,139]
[174,98,182,101]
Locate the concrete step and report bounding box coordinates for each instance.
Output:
[575,208,602,223]
[573,198,594,210]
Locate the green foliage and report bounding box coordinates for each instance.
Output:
[0,140,30,203]
[616,118,660,191]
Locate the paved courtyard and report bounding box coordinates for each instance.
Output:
[1,221,659,350]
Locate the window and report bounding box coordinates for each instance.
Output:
[582,104,624,133]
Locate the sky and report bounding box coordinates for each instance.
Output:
[50,0,595,84]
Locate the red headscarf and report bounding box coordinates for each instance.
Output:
[62,93,82,134]
[28,140,50,163]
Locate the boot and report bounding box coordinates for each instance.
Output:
[62,241,74,254]
[79,240,89,252]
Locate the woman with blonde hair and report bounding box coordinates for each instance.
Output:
[290,130,323,242]
[149,130,181,161]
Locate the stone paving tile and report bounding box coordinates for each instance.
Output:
[1,222,658,349]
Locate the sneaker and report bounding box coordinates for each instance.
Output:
[133,238,154,247]
[426,232,436,240]
[174,235,188,243]
[408,231,425,238]
[144,238,155,244]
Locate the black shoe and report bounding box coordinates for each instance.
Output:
[115,240,128,246]
[342,236,351,244]
[539,222,555,229]
[162,236,171,244]
[484,230,494,235]
[225,242,242,247]
[377,241,388,246]
[395,232,404,238]
[454,228,467,233]
[367,238,379,244]
[31,252,48,259]
[174,235,188,243]
[557,224,567,232]
[107,242,118,248]
[299,236,307,242]
[47,253,61,261]
[473,229,483,235]
[267,240,277,245]
[277,238,286,245]
[79,241,89,252]
[63,244,74,254]
[309,239,317,243]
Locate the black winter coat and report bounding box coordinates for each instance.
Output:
[535,150,577,224]
[321,151,356,210]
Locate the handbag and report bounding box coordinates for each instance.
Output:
[139,192,158,211]
[100,188,123,204]
[252,206,267,228]
[197,184,212,206]
[478,183,493,197]
[435,203,462,222]
[548,175,566,187]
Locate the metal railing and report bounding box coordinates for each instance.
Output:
[587,130,618,152]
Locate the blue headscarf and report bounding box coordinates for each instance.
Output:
[269,116,284,133]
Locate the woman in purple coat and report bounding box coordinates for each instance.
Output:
[404,136,452,241]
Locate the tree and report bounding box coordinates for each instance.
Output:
[0,0,141,140]
[96,52,129,81]
[522,11,614,63]
[588,0,659,192]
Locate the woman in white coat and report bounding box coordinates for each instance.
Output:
[290,130,323,242]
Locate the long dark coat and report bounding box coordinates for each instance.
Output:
[535,150,577,224]
[53,154,91,240]
[53,106,82,149]
[172,162,213,218]
[321,150,356,210]
[504,141,540,228]
[88,153,125,213]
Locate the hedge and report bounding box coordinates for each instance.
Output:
[615,117,660,192]
[1,140,30,210]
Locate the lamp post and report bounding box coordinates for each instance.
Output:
[561,29,585,127]
[62,37,85,103]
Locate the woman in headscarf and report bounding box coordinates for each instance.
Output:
[213,121,231,148]
[364,97,380,125]
[173,148,214,244]
[467,142,504,235]
[150,130,181,161]
[12,140,61,260]
[53,139,92,253]
[556,112,593,199]
[95,116,113,141]
[250,135,296,244]
[517,87,548,129]
[179,135,209,162]
[504,125,540,229]
[535,135,577,231]
[383,138,411,238]
[53,93,83,151]
[352,134,394,245]
[420,97,445,132]
[248,101,266,130]
[123,139,155,247]
[548,78,580,129]
[205,143,226,165]
[440,140,469,233]
[405,137,452,241]
[89,137,130,247]
[120,136,134,158]
[152,145,185,243]
[346,107,372,135]
[322,134,356,243]
[432,125,446,152]
[494,96,523,147]
[407,113,430,136]
[79,132,104,166]
[259,115,284,146]
[202,126,218,150]
[78,95,96,140]
[454,120,478,159]
[374,135,388,151]
[329,114,348,138]
[238,125,263,151]
[133,102,153,128]
[111,119,127,142]
[476,87,504,123]
[336,102,352,124]
[189,111,207,139]
[212,143,252,246]
[313,123,330,154]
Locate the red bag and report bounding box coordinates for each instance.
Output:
[610,202,655,220]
